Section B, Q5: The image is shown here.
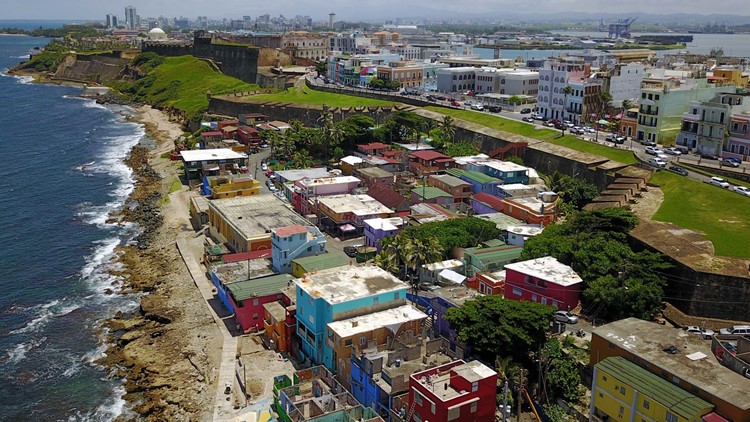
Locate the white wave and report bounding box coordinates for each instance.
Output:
[80,238,120,280]
[13,55,31,59]
[4,336,47,365]
[8,300,81,335]
[82,100,109,110]
[66,384,131,422]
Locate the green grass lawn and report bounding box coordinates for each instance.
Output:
[249,86,394,107]
[112,55,259,120]
[650,171,750,258]
[425,107,637,164]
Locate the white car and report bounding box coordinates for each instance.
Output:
[554,311,578,324]
[470,103,484,111]
[261,162,268,171]
[584,126,596,133]
[655,152,669,161]
[645,146,663,156]
[649,157,667,168]
[685,326,715,339]
[732,186,750,197]
[710,177,731,188]
[664,147,682,156]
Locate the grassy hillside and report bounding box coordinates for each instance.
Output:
[249,86,394,107]
[425,107,637,164]
[112,55,259,121]
[650,171,750,258]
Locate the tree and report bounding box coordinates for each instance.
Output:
[439,116,456,143]
[508,95,522,105]
[561,85,573,123]
[543,404,577,422]
[443,142,479,157]
[445,295,555,364]
[368,77,385,90]
[292,149,314,169]
[542,338,582,402]
[506,156,524,165]
[401,217,501,257]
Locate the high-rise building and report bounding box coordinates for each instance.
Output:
[329,12,336,29]
[105,14,118,28]
[124,6,137,30]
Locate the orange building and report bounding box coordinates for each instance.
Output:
[376,62,424,89]
[618,107,639,138]
[263,287,297,355]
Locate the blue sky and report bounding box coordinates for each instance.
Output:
[5,0,749,21]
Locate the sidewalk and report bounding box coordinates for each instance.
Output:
[176,235,241,422]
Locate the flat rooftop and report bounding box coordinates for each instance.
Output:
[211,259,274,284]
[593,318,750,410]
[504,256,582,287]
[413,360,496,402]
[423,259,464,271]
[297,176,361,188]
[433,285,482,306]
[317,194,394,216]
[507,224,544,237]
[327,304,427,338]
[296,265,408,304]
[476,160,529,173]
[209,195,312,241]
[429,174,470,188]
[356,167,394,178]
[275,167,331,182]
[363,217,404,231]
[180,148,247,162]
[474,212,522,231]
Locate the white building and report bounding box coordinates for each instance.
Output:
[436,67,539,96]
[599,62,645,106]
[537,59,602,125]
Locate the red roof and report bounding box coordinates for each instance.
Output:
[358,142,389,151]
[223,250,272,263]
[273,225,308,237]
[238,126,259,134]
[472,192,505,211]
[410,150,452,161]
[702,413,730,422]
[201,131,223,137]
[367,183,409,211]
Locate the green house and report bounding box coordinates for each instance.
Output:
[463,244,523,276]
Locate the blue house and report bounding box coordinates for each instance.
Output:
[271,225,327,274]
[446,168,503,195]
[295,266,408,368]
[467,160,530,184]
[428,285,481,355]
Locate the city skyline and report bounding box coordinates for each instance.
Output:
[4,0,750,21]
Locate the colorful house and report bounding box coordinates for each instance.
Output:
[408,150,455,176]
[410,186,454,207]
[263,286,297,354]
[473,270,505,296]
[406,360,497,422]
[237,125,261,144]
[201,174,260,198]
[428,285,482,354]
[291,252,350,278]
[447,168,503,194]
[354,167,396,187]
[327,304,426,390]
[316,194,395,238]
[295,266,408,367]
[364,217,404,251]
[470,192,505,215]
[468,160,530,184]
[428,174,473,203]
[271,225,327,274]
[591,357,713,422]
[357,142,390,156]
[292,176,361,217]
[366,183,411,214]
[503,256,582,310]
[463,244,523,277]
[180,148,248,182]
[212,270,293,332]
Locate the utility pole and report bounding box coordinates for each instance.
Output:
[516,369,524,422]
[502,378,509,422]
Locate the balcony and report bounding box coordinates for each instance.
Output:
[639,107,659,115]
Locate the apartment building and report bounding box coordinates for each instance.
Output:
[676,92,750,156]
[376,63,425,89]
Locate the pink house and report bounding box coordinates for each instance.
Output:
[503,256,583,311]
[292,176,361,215]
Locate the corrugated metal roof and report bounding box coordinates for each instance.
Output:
[412,186,453,200]
[596,357,713,419]
[292,252,349,272]
[447,168,500,185]
[430,174,470,188]
[226,274,294,302]
[464,245,522,264]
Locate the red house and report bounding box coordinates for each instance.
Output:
[503,256,583,311]
[357,142,389,156]
[237,126,261,144]
[408,150,455,176]
[219,273,294,333]
[409,360,497,422]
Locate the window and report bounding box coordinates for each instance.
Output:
[643,400,650,409]
[471,382,478,392]
[666,411,678,422]
[431,402,436,414]
[373,297,379,305]
[394,292,400,300]
[532,293,538,302]
[360,336,367,345]
[345,339,352,346]
[620,386,626,395]
[672,375,681,384]
[415,392,423,406]
[252,299,259,306]
[602,375,607,381]
[471,402,478,413]
[512,287,522,296]
[448,407,460,421]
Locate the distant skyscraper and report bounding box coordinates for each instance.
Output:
[106,14,118,28]
[329,12,336,30]
[125,6,137,30]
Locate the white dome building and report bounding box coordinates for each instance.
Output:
[147,27,167,41]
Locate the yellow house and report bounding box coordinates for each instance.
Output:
[591,357,714,422]
[711,67,749,88]
[204,174,260,199]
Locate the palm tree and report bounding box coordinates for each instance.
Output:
[374,251,399,274]
[439,115,456,143]
[561,85,573,123]
[617,99,633,137]
[292,149,314,169]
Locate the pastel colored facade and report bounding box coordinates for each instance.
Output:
[180,148,248,181]
[505,224,544,247]
[436,67,539,96]
[207,195,311,253]
[292,176,361,215]
[295,266,409,367]
[410,186,455,207]
[428,174,472,203]
[408,150,455,176]
[216,272,293,332]
[727,113,750,158]
[467,160,529,184]
[536,59,602,125]
[263,288,296,354]
[591,357,714,422]
[364,217,404,251]
[355,167,396,187]
[590,318,750,422]
[271,225,327,274]
[201,174,260,199]
[463,244,523,277]
[316,194,395,237]
[446,168,503,195]
[498,196,556,226]
[618,108,639,138]
[428,286,482,353]
[376,63,424,89]
[675,92,750,156]
[327,304,426,389]
[408,360,497,422]
[636,77,734,144]
[503,256,582,310]
[470,192,504,215]
[711,67,749,88]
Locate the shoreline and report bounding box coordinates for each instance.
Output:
[98,105,221,421]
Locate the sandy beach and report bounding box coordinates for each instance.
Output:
[100,105,222,421]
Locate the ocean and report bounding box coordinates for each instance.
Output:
[0,34,143,421]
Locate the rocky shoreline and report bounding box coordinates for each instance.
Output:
[96,107,220,421]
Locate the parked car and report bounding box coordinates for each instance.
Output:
[700,153,719,160]
[487,105,501,113]
[343,244,363,258]
[450,100,461,107]
[570,127,583,134]
[722,158,741,167]
[532,114,544,120]
[470,103,484,111]
[662,345,680,354]
[675,146,689,154]
[553,311,578,324]
[584,126,596,133]
[649,157,668,168]
[726,156,742,164]
[645,146,662,156]
[261,162,268,171]
[719,325,750,335]
[721,342,738,355]
[426,95,437,102]
[606,134,626,144]
[685,326,715,339]
[732,186,750,197]
[664,147,682,155]
[640,139,657,147]
[520,108,532,114]
[522,116,535,122]
[668,165,689,176]
[260,142,269,148]
[710,176,731,189]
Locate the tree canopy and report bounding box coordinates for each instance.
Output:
[445,295,555,364]
[401,217,501,256]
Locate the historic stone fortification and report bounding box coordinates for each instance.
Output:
[53,52,130,84]
[192,31,259,84]
[141,41,193,57]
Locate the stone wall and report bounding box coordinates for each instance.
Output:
[141,42,193,57]
[193,31,259,84]
[53,54,128,84]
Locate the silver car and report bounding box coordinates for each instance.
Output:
[554,311,578,324]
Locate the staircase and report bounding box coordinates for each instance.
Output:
[405,395,418,422]
[489,142,528,159]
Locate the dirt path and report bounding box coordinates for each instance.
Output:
[629,185,664,221]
